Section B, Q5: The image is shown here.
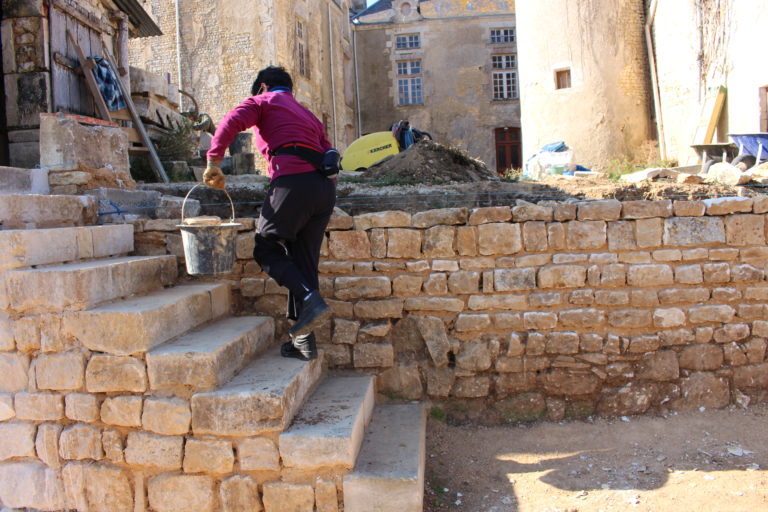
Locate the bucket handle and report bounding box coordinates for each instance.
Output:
[181,183,236,224]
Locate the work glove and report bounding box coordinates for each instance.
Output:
[203,159,225,189]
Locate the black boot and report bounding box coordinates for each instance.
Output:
[289,291,331,338]
[280,332,317,360]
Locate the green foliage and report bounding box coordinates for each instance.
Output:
[155,120,198,163]
[501,167,523,182]
[369,171,419,187]
[429,406,446,422]
[605,154,677,181]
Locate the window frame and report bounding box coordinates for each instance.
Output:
[491,54,516,70]
[492,70,518,100]
[395,33,421,50]
[490,28,516,44]
[555,68,572,90]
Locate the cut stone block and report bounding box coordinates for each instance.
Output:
[0,460,66,510]
[0,194,97,229]
[191,349,323,436]
[147,316,274,398]
[61,283,230,355]
[0,166,49,195]
[85,188,162,220]
[279,376,374,469]
[7,256,177,314]
[343,404,426,512]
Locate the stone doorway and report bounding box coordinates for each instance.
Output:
[494,126,521,174]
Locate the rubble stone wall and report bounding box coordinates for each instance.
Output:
[135,196,768,422]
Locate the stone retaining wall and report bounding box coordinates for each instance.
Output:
[137,196,768,422]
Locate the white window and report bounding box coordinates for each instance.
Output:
[397,58,422,105]
[296,20,309,78]
[492,54,516,69]
[397,60,421,76]
[396,34,420,49]
[490,28,515,43]
[493,71,517,100]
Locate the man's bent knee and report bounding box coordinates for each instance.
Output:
[253,233,290,267]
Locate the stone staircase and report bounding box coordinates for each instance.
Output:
[0,195,426,512]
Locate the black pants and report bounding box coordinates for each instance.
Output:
[253,171,336,321]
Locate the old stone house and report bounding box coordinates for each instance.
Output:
[129,0,363,160]
[352,0,520,174]
[1,0,162,168]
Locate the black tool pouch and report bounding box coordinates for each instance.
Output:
[320,149,340,178]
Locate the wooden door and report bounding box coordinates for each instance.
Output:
[495,127,522,174]
[49,2,105,116]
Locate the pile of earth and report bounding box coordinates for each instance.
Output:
[361,139,499,185]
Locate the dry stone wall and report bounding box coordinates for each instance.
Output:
[136,196,768,422]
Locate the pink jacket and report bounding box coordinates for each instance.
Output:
[207,90,332,179]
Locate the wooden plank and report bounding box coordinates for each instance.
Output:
[66,29,111,121]
[50,0,112,35]
[693,85,727,146]
[50,8,72,112]
[77,23,92,114]
[100,42,169,183]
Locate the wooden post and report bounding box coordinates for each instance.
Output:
[110,11,131,93]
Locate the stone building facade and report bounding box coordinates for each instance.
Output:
[129,0,363,160]
[353,0,521,174]
[515,0,652,171]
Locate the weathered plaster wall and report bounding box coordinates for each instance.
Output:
[354,12,519,171]
[516,0,651,170]
[137,196,768,422]
[129,0,357,159]
[654,0,768,165]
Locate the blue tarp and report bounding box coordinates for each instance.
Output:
[91,57,126,111]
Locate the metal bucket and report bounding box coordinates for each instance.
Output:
[177,184,242,275]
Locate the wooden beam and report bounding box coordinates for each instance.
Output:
[66,29,111,121]
[50,0,112,35]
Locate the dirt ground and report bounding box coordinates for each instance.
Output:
[425,403,768,512]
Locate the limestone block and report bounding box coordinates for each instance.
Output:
[65,392,100,423]
[378,364,423,400]
[702,263,730,283]
[0,460,66,510]
[495,372,537,396]
[634,351,679,381]
[608,309,651,328]
[595,290,629,305]
[220,474,263,512]
[713,323,750,343]
[102,429,123,463]
[477,223,521,255]
[335,276,391,300]
[15,392,63,421]
[39,115,130,175]
[675,264,703,284]
[100,395,142,427]
[329,231,371,259]
[353,298,404,319]
[673,200,705,216]
[456,225,477,256]
[455,313,491,332]
[59,423,103,461]
[432,259,459,272]
[35,351,85,391]
[315,478,339,512]
[354,343,394,368]
[387,228,422,258]
[545,332,580,355]
[711,286,739,301]
[663,217,725,246]
[141,397,191,436]
[262,482,314,512]
[452,376,491,398]
[332,318,360,345]
[653,308,686,328]
[0,421,37,460]
[0,351,29,392]
[234,233,255,260]
[523,312,557,330]
[0,393,14,420]
[353,211,411,230]
[724,214,765,246]
[702,197,753,215]
[236,437,280,471]
[148,473,215,512]
[600,264,626,288]
[538,264,587,289]
[542,370,600,396]
[447,270,480,294]
[412,208,468,227]
[626,264,673,287]
[369,228,387,258]
[422,273,448,295]
[566,221,606,250]
[494,267,536,291]
[732,263,764,282]
[422,225,456,257]
[688,304,735,324]
[467,293,526,310]
[512,201,553,222]
[241,277,265,297]
[412,316,451,367]
[522,221,548,252]
[627,335,660,353]
[733,363,768,388]
[553,203,577,221]
[183,438,234,474]
[459,256,496,270]
[404,297,464,312]
[0,165,49,195]
[635,218,663,248]
[677,372,730,409]
[0,193,97,229]
[124,432,183,469]
[679,345,724,371]
[455,343,491,371]
[753,195,768,214]
[621,200,672,219]
[547,222,566,249]
[86,355,147,393]
[577,200,621,221]
[607,221,636,250]
[405,260,430,272]
[469,206,511,224]
[35,422,62,467]
[569,289,595,305]
[427,367,455,397]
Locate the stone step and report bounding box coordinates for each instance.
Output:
[191,349,324,437]
[0,166,49,195]
[61,283,230,356]
[146,315,275,398]
[6,255,177,314]
[343,404,427,512]
[279,375,375,470]
[0,224,134,271]
[0,194,97,229]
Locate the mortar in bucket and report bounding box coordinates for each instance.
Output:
[177,184,242,275]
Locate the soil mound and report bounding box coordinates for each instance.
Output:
[362,140,499,185]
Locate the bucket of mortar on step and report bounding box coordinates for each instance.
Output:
[177,183,242,275]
